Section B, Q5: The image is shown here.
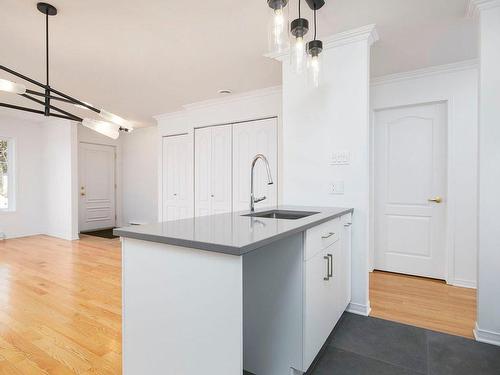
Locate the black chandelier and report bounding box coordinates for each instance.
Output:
[0,3,133,139]
[267,0,325,86]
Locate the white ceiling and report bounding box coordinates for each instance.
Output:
[0,0,477,126]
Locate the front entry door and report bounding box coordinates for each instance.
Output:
[374,102,447,279]
[79,143,116,232]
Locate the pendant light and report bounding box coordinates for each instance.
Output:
[306,7,323,87]
[267,0,289,52]
[290,0,308,73]
[0,78,27,95]
[82,119,120,140]
[0,3,134,139]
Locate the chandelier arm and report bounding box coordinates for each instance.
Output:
[0,65,47,90]
[0,102,45,115]
[49,113,83,122]
[49,87,101,114]
[21,94,83,122]
[25,89,76,104]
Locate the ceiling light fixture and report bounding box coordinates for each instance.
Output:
[290,0,308,73]
[0,3,133,138]
[306,5,323,87]
[267,0,289,53]
[266,0,325,85]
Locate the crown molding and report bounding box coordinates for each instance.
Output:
[154,86,282,121]
[265,24,379,61]
[370,59,479,87]
[182,86,281,112]
[467,0,500,17]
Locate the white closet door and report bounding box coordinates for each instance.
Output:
[195,127,213,217]
[233,118,278,212]
[162,134,192,221]
[195,125,232,217]
[211,125,232,214]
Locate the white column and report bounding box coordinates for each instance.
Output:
[268,25,378,315]
[470,0,500,346]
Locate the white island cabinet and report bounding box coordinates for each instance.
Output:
[115,206,353,375]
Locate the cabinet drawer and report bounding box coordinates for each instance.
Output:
[305,217,341,260]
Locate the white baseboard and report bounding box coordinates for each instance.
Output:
[347,301,371,316]
[474,322,500,347]
[450,278,477,289]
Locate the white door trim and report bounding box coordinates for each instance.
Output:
[78,141,117,232]
[370,99,456,285]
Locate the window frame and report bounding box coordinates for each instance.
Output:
[0,136,16,212]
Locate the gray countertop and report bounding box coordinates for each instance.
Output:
[113,205,353,256]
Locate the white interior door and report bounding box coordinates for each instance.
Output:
[79,143,116,232]
[194,127,212,217]
[210,125,232,214]
[194,125,232,217]
[233,118,278,212]
[162,134,192,221]
[374,102,447,279]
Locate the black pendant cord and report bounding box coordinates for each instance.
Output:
[298,0,301,18]
[44,10,51,116]
[313,8,317,41]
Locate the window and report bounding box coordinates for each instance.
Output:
[0,137,14,211]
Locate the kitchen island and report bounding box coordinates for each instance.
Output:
[114,205,353,375]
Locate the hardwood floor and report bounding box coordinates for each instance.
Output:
[370,270,477,338]
[0,235,478,374]
[0,235,121,374]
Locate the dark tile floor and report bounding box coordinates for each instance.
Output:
[310,313,500,375]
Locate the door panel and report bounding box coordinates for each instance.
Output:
[233,118,278,212]
[194,128,212,217]
[304,248,333,369]
[210,125,232,214]
[162,135,192,222]
[79,143,116,232]
[374,102,447,279]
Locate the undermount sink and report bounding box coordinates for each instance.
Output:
[242,209,319,220]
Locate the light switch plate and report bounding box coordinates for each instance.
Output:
[330,181,345,195]
[330,151,350,165]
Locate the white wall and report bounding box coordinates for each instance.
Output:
[43,118,79,240]
[155,87,282,220]
[473,0,500,346]
[0,111,44,238]
[279,25,378,316]
[371,61,479,288]
[0,110,78,240]
[121,126,159,225]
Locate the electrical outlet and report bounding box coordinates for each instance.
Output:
[330,181,345,194]
[330,151,350,165]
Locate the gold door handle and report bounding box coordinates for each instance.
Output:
[428,196,442,203]
[81,192,86,196]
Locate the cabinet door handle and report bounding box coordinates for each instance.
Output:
[344,223,352,227]
[323,256,330,281]
[327,254,333,278]
[322,232,335,239]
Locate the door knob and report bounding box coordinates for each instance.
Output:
[80,192,86,197]
[428,196,442,203]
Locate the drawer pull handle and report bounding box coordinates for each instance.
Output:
[327,254,333,277]
[344,223,352,227]
[323,256,330,280]
[322,232,335,239]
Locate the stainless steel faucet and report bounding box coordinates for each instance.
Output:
[250,154,274,212]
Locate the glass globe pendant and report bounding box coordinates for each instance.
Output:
[267,0,289,53]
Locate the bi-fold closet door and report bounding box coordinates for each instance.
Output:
[194,118,278,217]
[194,124,233,217]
